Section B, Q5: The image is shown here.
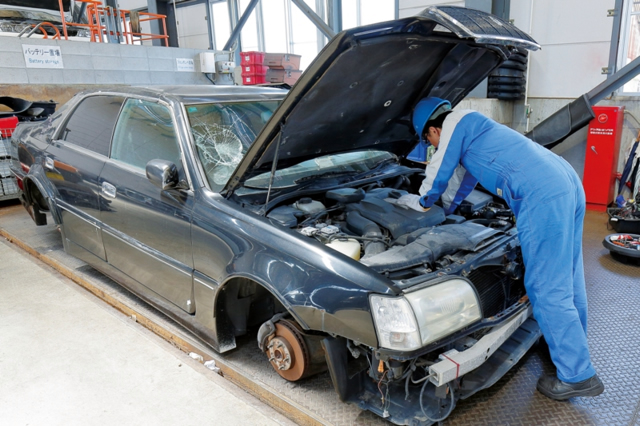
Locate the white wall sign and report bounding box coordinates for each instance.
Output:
[176,58,195,72]
[22,45,64,69]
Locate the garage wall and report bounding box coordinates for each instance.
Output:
[510,0,614,99]
[0,36,211,86]
[117,0,211,50]
[175,3,210,49]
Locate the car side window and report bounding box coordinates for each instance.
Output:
[110,98,182,171]
[61,95,125,156]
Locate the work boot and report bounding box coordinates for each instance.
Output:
[536,374,604,401]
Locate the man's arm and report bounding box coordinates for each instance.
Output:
[440,166,478,215]
[419,110,474,209]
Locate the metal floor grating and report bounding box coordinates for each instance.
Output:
[1,200,639,425]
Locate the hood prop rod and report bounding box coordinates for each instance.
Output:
[261,126,284,216]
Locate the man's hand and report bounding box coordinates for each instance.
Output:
[385,194,430,212]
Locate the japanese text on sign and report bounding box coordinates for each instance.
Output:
[22,45,64,69]
[176,58,195,72]
[589,128,614,136]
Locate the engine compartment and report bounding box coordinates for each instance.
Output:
[265,184,520,282]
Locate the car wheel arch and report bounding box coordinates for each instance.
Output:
[213,275,310,352]
[23,176,61,225]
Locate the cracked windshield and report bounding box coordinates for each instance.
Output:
[186,100,280,191]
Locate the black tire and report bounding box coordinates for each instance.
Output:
[610,251,640,266]
[488,84,526,93]
[490,68,526,78]
[488,76,526,85]
[500,61,527,71]
[508,53,528,64]
[488,91,525,100]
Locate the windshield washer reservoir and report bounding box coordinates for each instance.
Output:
[326,239,361,260]
[293,198,325,214]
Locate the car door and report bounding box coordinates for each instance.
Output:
[99,97,195,314]
[46,95,125,261]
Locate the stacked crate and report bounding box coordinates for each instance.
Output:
[240,51,267,85]
[264,53,302,85]
[0,116,19,201]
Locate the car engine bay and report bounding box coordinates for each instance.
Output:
[263,183,523,288]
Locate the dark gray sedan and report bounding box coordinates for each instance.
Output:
[11,6,542,425]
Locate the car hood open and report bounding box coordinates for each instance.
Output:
[223,6,539,195]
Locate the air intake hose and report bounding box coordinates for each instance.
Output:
[346,211,386,259]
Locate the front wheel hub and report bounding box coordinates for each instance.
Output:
[264,320,309,381]
[267,336,293,371]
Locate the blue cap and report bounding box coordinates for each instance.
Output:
[412,97,451,145]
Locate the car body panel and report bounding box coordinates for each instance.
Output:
[43,94,126,260]
[99,160,196,314]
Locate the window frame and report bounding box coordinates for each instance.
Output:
[615,0,640,95]
[182,99,282,193]
[54,94,126,157]
[106,95,194,191]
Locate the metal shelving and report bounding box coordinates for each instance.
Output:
[0,132,19,201]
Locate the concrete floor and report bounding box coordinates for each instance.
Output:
[0,224,294,426]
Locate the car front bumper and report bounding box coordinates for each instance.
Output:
[429,305,533,386]
[323,305,541,426]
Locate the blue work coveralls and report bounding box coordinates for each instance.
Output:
[419,109,596,383]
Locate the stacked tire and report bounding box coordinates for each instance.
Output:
[488,49,528,101]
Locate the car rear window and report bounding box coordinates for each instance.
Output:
[61,95,125,156]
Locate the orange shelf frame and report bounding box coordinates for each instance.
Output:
[57,0,169,47]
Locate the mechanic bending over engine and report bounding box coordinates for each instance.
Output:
[392,96,604,400]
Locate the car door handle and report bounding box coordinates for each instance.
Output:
[101,182,117,199]
[45,157,55,170]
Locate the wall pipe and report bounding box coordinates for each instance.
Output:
[524,0,534,132]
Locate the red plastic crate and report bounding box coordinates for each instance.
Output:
[240,51,265,66]
[0,116,18,138]
[242,64,268,75]
[242,73,267,85]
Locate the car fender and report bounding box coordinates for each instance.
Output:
[216,241,381,348]
[23,164,62,225]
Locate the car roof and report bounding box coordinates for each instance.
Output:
[80,85,288,105]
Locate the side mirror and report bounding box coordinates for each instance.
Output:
[146,159,185,190]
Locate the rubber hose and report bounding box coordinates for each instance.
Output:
[346,211,385,258]
[419,380,455,423]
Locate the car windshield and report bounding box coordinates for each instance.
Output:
[244,150,397,190]
[185,100,280,191]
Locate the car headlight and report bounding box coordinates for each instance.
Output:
[371,279,481,351]
[370,295,422,351]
